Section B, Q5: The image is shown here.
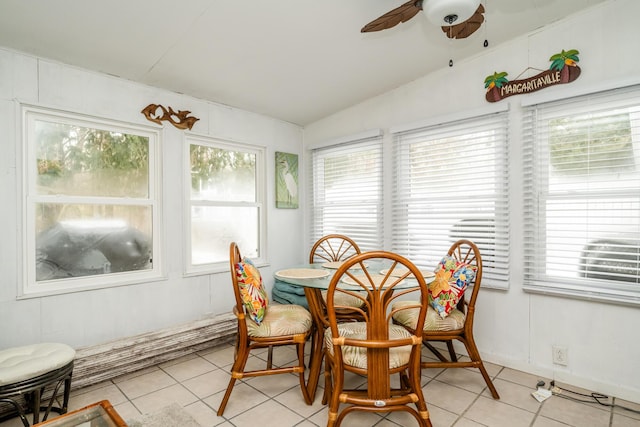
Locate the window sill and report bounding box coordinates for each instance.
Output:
[18,272,167,299]
[523,282,640,307]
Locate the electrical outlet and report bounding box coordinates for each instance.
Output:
[552,346,568,366]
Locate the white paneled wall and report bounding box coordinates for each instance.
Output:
[0,48,306,350]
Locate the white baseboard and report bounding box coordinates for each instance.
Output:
[72,313,237,390]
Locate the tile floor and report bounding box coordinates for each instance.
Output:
[1,342,639,427]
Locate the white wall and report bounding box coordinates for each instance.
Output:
[303,0,640,403]
[0,49,306,350]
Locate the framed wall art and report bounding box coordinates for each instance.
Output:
[275,151,299,209]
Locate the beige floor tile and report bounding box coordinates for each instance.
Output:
[161,355,217,382]
[184,399,224,427]
[457,355,504,378]
[181,368,231,399]
[480,360,504,378]
[226,399,305,427]
[454,418,490,427]
[340,371,367,390]
[68,379,115,396]
[497,367,549,389]
[306,406,329,426]
[267,346,301,367]
[112,400,141,422]
[245,371,303,398]
[481,377,542,413]
[320,407,383,426]
[199,344,235,368]
[273,384,326,418]
[422,379,478,414]
[111,365,160,383]
[204,381,269,419]
[433,367,489,394]
[464,395,535,427]
[378,418,418,427]
[422,404,459,427]
[241,354,278,372]
[67,382,128,410]
[0,416,29,427]
[614,398,640,421]
[612,412,640,427]
[531,415,570,427]
[386,404,455,427]
[158,352,199,368]
[421,365,446,379]
[130,383,198,414]
[115,368,177,400]
[539,394,611,427]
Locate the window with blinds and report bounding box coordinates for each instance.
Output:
[392,112,510,289]
[523,85,640,304]
[309,136,383,251]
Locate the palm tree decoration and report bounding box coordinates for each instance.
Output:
[484,71,509,90]
[549,49,579,83]
[484,71,509,102]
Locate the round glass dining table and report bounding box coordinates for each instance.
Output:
[274,260,434,402]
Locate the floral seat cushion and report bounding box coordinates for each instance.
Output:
[391,301,465,331]
[324,322,413,369]
[247,304,312,338]
[321,290,365,309]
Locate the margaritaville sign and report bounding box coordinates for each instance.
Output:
[484,49,581,102]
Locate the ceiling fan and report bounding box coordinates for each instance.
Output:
[361,0,485,39]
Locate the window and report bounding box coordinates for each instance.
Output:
[392,112,510,288]
[22,106,161,296]
[523,85,640,304]
[186,135,265,273]
[309,134,383,251]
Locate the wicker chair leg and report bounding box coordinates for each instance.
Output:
[464,337,500,399]
[0,398,29,427]
[216,377,237,416]
[267,346,273,370]
[218,344,249,416]
[446,341,458,362]
[31,389,42,424]
[322,357,332,405]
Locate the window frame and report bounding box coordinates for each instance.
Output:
[523,85,640,305]
[308,133,384,252]
[183,134,267,275]
[391,111,511,289]
[20,104,163,298]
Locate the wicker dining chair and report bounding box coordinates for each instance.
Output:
[392,239,500,399]
[309,234,361,264]
[309,234,366,320]
[217,242,314,416]
[323,251,433,427]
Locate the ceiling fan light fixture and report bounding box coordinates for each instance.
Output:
[424,0,481,26]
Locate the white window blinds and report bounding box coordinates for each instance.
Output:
[309,135,383,251]
[392,112,510,289]
[523,85,640,304]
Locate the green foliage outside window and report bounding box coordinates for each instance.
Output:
[549,112,634,174]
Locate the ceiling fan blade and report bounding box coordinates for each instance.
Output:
[361,0,423,33]
[441,3,485,39]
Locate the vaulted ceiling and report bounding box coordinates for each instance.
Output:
[0,0,607,125]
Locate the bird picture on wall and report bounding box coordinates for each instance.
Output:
[276,151,299,209]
